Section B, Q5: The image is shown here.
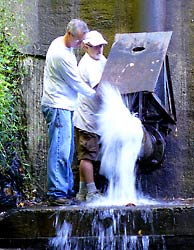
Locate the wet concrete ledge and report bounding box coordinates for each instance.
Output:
[0,202,194,249]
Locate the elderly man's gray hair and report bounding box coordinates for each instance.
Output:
[66,19,89,37]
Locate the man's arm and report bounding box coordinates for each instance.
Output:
[58,55,95,97]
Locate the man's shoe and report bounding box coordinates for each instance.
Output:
[48,197,78,206]
[86,191,104,202]
[76,192,87,202]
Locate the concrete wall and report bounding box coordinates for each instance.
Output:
[13,0,194,198]
[166,0,194,197]
[14,0,80,56]
[137,0,194,198]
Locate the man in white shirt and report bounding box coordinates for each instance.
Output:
[41,19,95,206]
[74,30,107,202]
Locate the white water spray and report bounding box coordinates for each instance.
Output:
[97,84,144,206]
[49,214,72,249]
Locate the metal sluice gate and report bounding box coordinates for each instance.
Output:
[99,31,176,171]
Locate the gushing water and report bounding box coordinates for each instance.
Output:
[49,210,167,250]
[96,83,144,206]
[49,213,72,249]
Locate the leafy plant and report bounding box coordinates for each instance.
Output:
[0,0,34,207]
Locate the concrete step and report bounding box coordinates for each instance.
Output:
[0,203,194,249]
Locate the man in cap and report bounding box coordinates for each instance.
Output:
[41,19,96,206]
[74,30,108,202]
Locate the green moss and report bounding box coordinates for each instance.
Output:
[80,0,136,57]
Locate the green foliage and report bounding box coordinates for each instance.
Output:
[0,41,26,169]
[0,0,31,199]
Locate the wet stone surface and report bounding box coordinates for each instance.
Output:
[0,199,194,249]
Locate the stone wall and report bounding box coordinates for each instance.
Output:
[21,57,47,193]
[138,0,194,198]
[14,0,80,56]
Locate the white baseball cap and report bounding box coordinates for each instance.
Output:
[83,30,108,46]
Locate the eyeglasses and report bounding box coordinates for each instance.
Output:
[86,44,104,48]
[86,43,93,48]
[74,38,83,44]
[70,32,83,44]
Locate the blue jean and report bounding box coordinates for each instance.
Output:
[42,106,74,199]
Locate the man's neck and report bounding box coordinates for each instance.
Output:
[63,34,71,48]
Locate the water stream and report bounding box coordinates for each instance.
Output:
[49,85,165,249]
[90,84,160,207]
[49,208,168,250]
[96,84,143,206]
